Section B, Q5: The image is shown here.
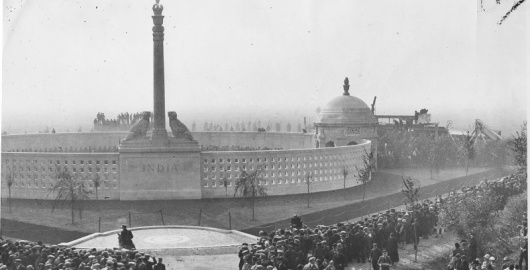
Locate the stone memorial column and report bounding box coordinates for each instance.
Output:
[118,0,202,201]
[151,0,168,142]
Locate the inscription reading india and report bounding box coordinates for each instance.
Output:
[344,127,361,136]
[143,164,179,173]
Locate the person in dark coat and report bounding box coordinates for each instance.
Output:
[332,244,347,270]
[369,243,383,270]
[118,225,135,249]
[285,245,298,270]
[238,244,249,270]
[519,240,527,270]
[291,215,303,229]
[399,219,408,249]
[153,258,166,270]
[387,233,399,263]
[469,233,478,261]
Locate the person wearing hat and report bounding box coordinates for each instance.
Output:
[369,243,382,270]
[488,256,496,270]
[499,257,511,270]
[116,262,125,270]
[313,242,326,262]
[377,249,392,270]
[387,233,399,263]
[152,258,165,270]
[291,215,303,230]
[34,249,48,269]
[118,225,135,250]
[143,254,154,270]
[451,243,464,259]
[14,258,26,270]
[470,259,481,270]
[100,259,113,270]
[460,255,470,269]
[275,257,288,270]
[27,247,39,268]
[302,257,318,270]
[136,256,147,270]
[469,233,478,261]
[238,244,249,270]
[45,255,55,267]
[331,244,346,270]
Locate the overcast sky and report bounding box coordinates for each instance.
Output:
[2,0,528,135]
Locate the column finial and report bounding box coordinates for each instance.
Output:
[343,77,350,96]
[153,0,163,15]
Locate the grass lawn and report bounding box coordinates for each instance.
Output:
[1,167,491,241]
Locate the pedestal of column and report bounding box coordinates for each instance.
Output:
[119,144,202,200]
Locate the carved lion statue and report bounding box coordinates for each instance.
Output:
[123,111,151,141]
[168,111,193,140]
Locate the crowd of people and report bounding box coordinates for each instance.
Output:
[201,145,283,152]
[91,112,310,134]
[8,146,118,153]
[94,112,151,127]
[0,241,166,270]
[237,173,528,270]
[441,173,527,270]
[237,211,409,270]
[202,121,304,133]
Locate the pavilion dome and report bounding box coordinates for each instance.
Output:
[315,78,377,126]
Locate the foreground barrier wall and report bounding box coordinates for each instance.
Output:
[200,140,371,198]
[2,132,314,152]
[1,152,120,200]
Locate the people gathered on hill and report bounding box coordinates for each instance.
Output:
[237,173,527,270]
[0,240,165,270]
[94,112,151,127]
[201,145,283,152]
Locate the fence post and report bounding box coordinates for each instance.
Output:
[228,212,232,230]
[98,217,101,232]
[198,209,203,226]
[160,209,165,226]
[128,212,131,228]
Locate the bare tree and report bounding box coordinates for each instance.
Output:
[461,132,476,176]
[234,168,268,220]
[49,166,92,224]
[91,169,102,200]
[401,176,421,261]
[342,166,348,189]
[305,171,314,208]
[355,148,375,201]
[4,167,16,212]
[508,121,527,175]
[222,169,229,197]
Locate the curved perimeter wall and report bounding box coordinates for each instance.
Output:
[1,133,368,200]
[201,140,370,198]
[1,152,120,200]
[1,132,314,152]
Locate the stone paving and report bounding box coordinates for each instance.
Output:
[73,227,256,251]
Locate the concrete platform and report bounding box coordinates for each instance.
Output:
[59,226,257,255]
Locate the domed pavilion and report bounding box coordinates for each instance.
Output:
[314,77,378,151]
